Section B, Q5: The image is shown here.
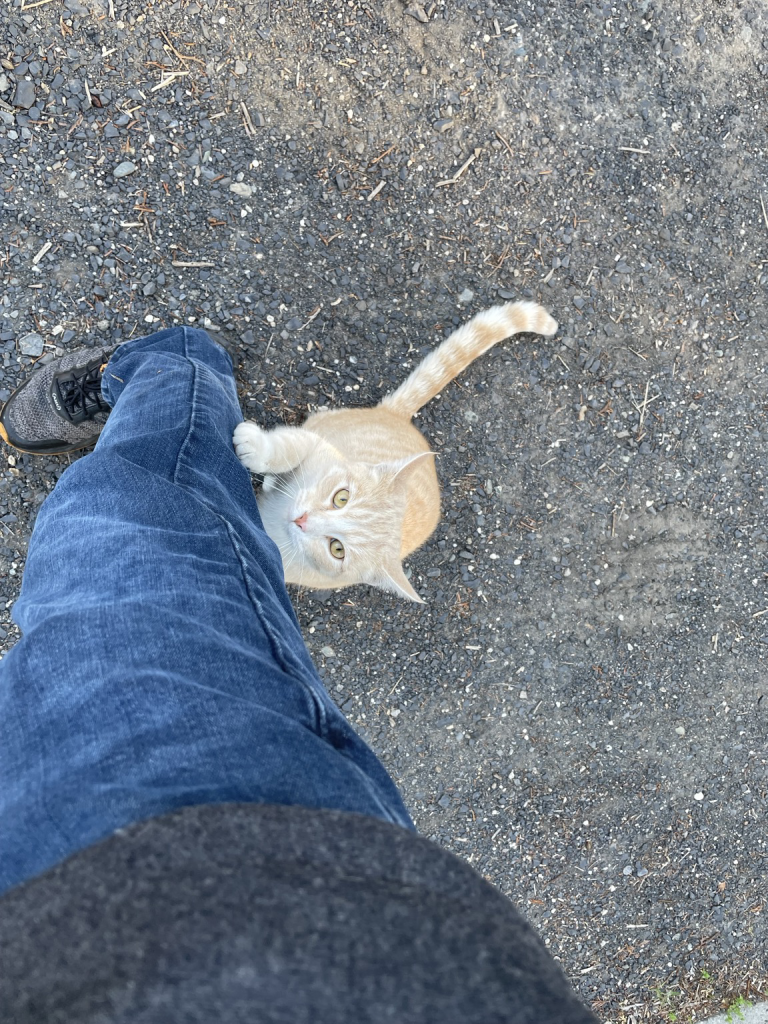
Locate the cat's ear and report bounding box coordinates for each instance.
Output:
[377,450,436,484]
[368,562,425,604]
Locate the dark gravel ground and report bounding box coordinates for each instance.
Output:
[1,0,767,1020]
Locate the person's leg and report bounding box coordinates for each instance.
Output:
[0,327,412,894]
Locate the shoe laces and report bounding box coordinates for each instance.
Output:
[59,361,110,424]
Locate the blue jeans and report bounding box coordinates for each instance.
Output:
[0,328,413,894]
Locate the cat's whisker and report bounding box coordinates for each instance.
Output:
[266,478,295,501]
[281,549,298,575]
[291,533,307,592]
[284,431,309,495]
[288,466,303,499]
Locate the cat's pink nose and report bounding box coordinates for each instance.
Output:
[293,512,309,531]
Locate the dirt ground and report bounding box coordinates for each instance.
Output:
[1,0,766,1020]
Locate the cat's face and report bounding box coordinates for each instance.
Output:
[257,447,427,602]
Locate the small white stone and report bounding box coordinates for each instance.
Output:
[675,726,686,736]
[457,288,474,304]
[229,182,253,198]
[694,791,704,801]
[234,59,248,75]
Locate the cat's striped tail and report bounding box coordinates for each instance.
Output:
[379,301,558,419]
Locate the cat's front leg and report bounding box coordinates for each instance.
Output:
[233,421,320,476]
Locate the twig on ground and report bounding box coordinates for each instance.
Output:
[298,306,323,331]
[160,29,206,66]
[436,148,481,188]
[241,102,256,136]
[31,242,52,265]
[369,145,397,167]
[494,130,513,157]
[150,71,189,92]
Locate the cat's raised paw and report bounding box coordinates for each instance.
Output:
[234,421,321,475]
[233,421,269,474]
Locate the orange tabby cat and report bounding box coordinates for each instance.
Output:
[234,301,557,601]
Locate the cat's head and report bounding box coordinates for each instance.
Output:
[257,442,430,602]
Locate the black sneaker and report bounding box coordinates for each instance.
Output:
[0,347,114,455]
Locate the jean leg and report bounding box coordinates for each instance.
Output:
[0,327,412,894]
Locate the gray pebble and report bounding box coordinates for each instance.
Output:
[19,333,44,357]
[458,288,474,304]
[404,3,429,23]
[229,182,253,198]
[13,80,36,110]
[433,118,453,133]
[113,161,137,178]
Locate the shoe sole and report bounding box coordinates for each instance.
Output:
[0,418,99,456]
[0,377,102,456]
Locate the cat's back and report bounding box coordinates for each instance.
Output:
[305,406,430,462]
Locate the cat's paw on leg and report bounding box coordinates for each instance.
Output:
[234,421,321,475]
[233,421,271,474]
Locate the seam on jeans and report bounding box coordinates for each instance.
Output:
[28,672,77,852]
[171,349,330,738]
[220,517,330,738]
[171,327,196,490]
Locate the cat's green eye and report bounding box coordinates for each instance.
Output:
[332,488,350,509]
[329,538,345,560]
